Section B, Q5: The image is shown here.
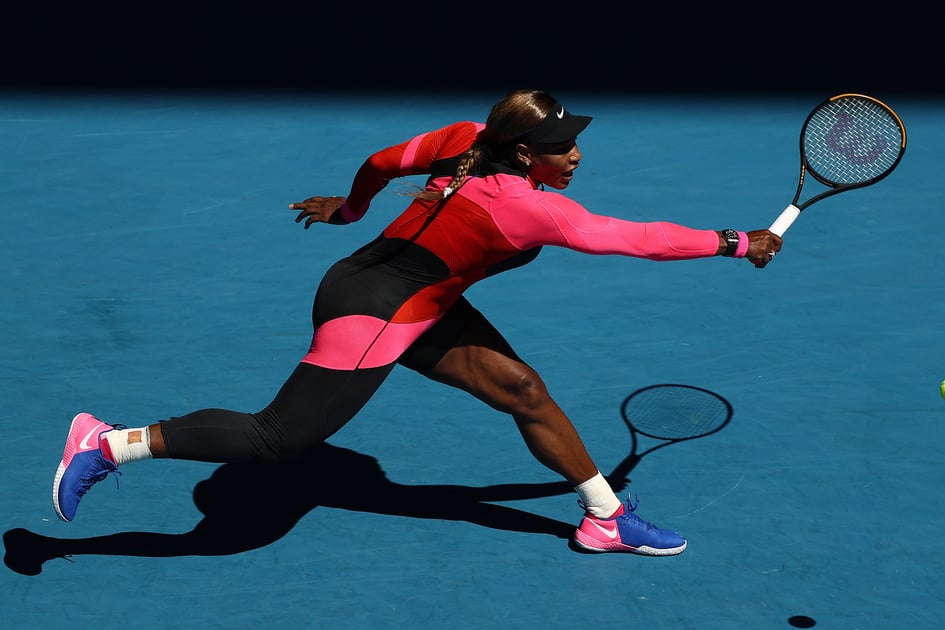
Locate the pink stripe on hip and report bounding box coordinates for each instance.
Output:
[301,314,440,370]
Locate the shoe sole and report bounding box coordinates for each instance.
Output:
[52,413,94,522]
[573,531,688,556]
[52,462,69,521]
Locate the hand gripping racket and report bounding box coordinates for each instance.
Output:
[608,384,733,489]
[769,93,907,237]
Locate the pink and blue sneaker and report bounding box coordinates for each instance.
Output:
[573,496,687,556]
[52,413,122,522]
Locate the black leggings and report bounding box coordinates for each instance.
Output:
[159,298,481,464]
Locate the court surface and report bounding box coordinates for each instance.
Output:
[2,90,943,629]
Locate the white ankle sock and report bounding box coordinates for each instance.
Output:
[574,472,622,518]
[102,426,153,466]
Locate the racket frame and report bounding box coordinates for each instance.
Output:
[769,93,907,237]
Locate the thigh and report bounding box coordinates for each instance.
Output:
[399,297,534,408]
[269,361,396,440]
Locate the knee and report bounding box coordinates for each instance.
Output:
[490,364,551,415]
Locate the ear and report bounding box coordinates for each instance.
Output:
[514,143,533,167]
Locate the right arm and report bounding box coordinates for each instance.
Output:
[290,121,482,229]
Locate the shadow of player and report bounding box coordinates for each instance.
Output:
[4,384,731,575]
[5,441,582,576]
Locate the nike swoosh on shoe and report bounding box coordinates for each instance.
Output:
[590,519,619,539]
[78,427,100,451]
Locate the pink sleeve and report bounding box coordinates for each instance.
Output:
[492,190,720,261]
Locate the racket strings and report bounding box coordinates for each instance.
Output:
[803,97,904,185]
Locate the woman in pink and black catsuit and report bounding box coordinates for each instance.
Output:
[55,89,782,555]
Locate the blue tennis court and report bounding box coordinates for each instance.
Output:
[2,90,943,629]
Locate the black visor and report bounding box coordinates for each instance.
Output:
[519,101,592,144]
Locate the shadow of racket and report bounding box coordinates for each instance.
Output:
[607,383,733,491]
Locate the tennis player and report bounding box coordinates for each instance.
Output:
[53,89,782,556]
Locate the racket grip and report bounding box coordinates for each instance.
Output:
[769,204,800,237]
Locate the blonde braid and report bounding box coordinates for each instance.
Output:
[441,146,481,198]
[413,144,483,202]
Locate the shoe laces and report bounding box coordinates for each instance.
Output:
[577,493,657,531]
[77,457,121,496]
[619,494,658,531]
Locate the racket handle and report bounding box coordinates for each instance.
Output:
[769,204,800,237]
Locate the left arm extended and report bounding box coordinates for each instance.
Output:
[494,191,781,265]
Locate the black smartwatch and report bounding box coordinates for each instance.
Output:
[720,229,740,257]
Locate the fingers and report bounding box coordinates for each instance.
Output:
[288,197,347,224]
[744,229,783,268]
[291,209,311,226]
[753,248,777,267]
[288,197,317,210]
[748,252,774,268]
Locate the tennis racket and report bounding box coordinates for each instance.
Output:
[768,93,907,237]
[608,384,733,489]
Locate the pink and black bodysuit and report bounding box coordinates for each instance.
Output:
[159,120,721,463]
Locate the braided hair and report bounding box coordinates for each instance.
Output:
[414,89,557,202]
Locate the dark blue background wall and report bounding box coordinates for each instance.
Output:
[2,2,940,96]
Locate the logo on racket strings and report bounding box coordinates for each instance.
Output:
[825,112,888,165]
